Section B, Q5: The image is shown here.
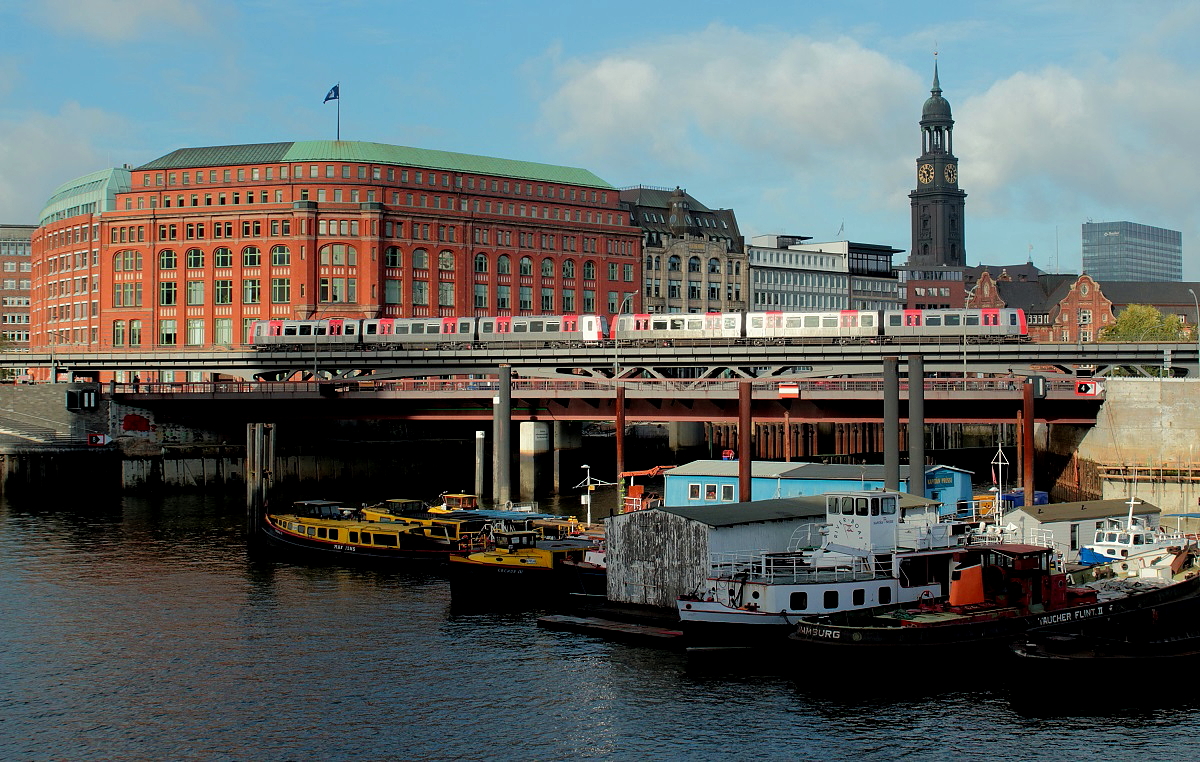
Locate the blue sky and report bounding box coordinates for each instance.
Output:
[3,0,1199,276]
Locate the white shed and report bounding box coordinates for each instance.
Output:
[1004,498,1161,562]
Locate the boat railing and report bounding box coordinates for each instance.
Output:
[707,550,887,584]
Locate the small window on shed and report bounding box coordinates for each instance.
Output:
[705,484,718,501]
[720,485,735,502]
[689,484,701,500]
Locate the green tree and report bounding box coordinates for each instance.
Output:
[1099,304,1189,342]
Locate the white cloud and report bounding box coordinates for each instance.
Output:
[0,104,127,224]
[31,0,206,42]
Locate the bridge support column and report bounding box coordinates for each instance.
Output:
[519,421,551,501]
[669,421,705,453]
[908,355,925,498]
[884,356,900,491]
[553,421,582,494]
[1022,379,1036,504]
[739,381,752,502]
[245,422,275,540]
[492,365,512,506]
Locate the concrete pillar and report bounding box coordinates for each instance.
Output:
[519,421,551,501]
[552,421,582,493]
[884,356,900,491]
[669,421,705,451]
[739,380,752,502]
[492,365,512,506]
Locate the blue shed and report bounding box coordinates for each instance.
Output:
[663,460,972,511]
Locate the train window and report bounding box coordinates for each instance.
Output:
[365,324,377,335]
[481,321,493,333]
[299,325,312,336]
[651,319,668,330]
[822,316,837,328]
[723,318,737,329]
[926,316,942,326]
[944,314,961,326]
[530,321,543,332]
[670,318,685,330]
[965,315,979,326]
[842,315,858,327]
[888,314,902,326]
[284,325,298,336]
[513,323,527,333]
[411,324,425,334]
[458,322,471,333]
[750,317,764,328]
[395,325,409,334]
[861,314,874,327]
[545,321,561,332]
[785,317,802,328]
[687,319,702,330]
[344,324,356,335]
[1009,313,1019,325]
[804,316,819,327]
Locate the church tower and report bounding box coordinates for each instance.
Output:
[908,61,966,268]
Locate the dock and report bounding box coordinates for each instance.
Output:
[537,614,686,649]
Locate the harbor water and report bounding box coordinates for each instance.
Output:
[4,491,1200,761]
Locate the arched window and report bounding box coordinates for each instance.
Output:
[688,256,701,273]
[583,260,596,280]
[319,243,357,266]
[385,247,402,267]
[645,255,654,272]
[439,250,454,270]
[708,257,720,274]
[474,253,488,273]
[187,248,205,268]
[668,255,681,271]
[212,248,231,268]
[242,246,261,267]
[562,259,576,278]
[497,254,510,274]
[159,249,177,270]
[653,256,661,271]
[541,257,554,277]
[519,256,533,275]
[411,248,428,269]
[113,250,142,272]
[271,245,290,266]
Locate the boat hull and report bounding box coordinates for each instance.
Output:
[789,573,1200,656]
[448,558,606,605]
[260,518,464,563]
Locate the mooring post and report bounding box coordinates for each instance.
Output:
[474,430,486,497]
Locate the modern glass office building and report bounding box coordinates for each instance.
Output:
[1082,221,1182,282]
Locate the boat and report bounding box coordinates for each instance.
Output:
[676,490,992,643]
[1078,498,1187,565]
[262,498,531,562]
[788,542,1200,657]
[447,525,607,603]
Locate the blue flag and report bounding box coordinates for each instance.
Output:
[324,84,339,103]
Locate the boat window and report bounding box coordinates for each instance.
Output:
[1106,532,1118,543]
[328,529,338,541]
[1133,533,1146,545]
[374,534,398,547]
[827,498,840,515]
[879,587,892,605]
[870,498,880,516]
[360,532,371,543]
[856,498,869,516]
[823,590,839,609]
[1094,532,1104,543]
[853,589,865,606]
[349,531,358,542]
[1117,533,1130,545]
[317,527,327,539]
[841,496,854,515]
[790,591,808,610]
[881,497,896,515]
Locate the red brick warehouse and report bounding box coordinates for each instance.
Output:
[31,141,643,379]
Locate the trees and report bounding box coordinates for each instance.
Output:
[1099,304,1189,342]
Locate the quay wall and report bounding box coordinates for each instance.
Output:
[1044,378,1200,513]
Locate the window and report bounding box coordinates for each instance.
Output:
[439,250,454,270]
[214,280,233,305]
[159,249,177,269]
[496,285,510,310]
[412,281,428,305]
[474,253,488,273]
[385,247,402,267]
[474,284,487,308]
[159,319,177,346]
[519,286,532,310]
[213,247,232,268]
[112,320,125,347]
[271,278,290,303]
[562,259,575,279]
[243,246,261,267]
[129,320,141,346]
[384,280,402,304]
[519,256,533,275]
[497,255,510,274]
[583,260,596,279]
[160,281,177,306]
[186,318,204,346]
[438,282,454,307]
[271,245,290,266]
[214,318,233,346]
[541,288,554,311]
[187,281,204,305]
[243,279,260,304]
[541,258,554,277]
[412,249,428,269]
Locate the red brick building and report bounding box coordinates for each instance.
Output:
[31,141,642,370]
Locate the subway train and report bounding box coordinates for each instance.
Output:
[249,307,1028,350]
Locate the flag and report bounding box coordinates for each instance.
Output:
[324,84,339,103]
[836,220,844,238]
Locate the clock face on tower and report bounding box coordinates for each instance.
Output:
[918,164,934,184]
[944,164,957,184]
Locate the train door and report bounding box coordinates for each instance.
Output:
[326,319,344,336]
[839,310,859,339]
[903,310,923,328]
[440,317,459,335]
[493,316,512,335]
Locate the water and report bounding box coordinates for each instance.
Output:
[3,491,1200,761]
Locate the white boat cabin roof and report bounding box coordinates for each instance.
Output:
[664,460,970,481]
[1010,498,1160,524]
[656,492,940,528]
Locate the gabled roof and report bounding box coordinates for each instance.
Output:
[135,141,614,187]
[1009,498,1159,523]
[1089,282,1200,309]
[993,274,1077,314]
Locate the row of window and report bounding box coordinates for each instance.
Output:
[110,278,289,307]
[2,262,32,272]
[647,255,741,276]
[113,245,294,272]
[645,281,742,300]
[1,279,30,290]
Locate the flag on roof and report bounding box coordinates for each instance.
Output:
[324,84,339,103]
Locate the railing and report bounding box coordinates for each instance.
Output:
[706,550,887,584]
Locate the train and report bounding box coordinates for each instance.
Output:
[248,308,1029,350]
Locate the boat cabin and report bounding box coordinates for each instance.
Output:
[494,530,540,551]
[439,493,479,511]
[293,500,356,519]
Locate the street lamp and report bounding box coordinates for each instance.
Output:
[581,464,592,524]
[1189,288,1199,376]
[612,291,636,380]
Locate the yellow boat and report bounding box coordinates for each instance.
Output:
[447,528,607,602]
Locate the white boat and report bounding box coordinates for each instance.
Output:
[1078,497,1187,566]
[676,489,1012,643]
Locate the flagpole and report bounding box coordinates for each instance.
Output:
[336,88,341,140]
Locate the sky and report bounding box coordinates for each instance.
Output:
[2,0,1200,277]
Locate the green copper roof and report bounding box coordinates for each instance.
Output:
[137,140,614,188]
[39,167,131,227]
